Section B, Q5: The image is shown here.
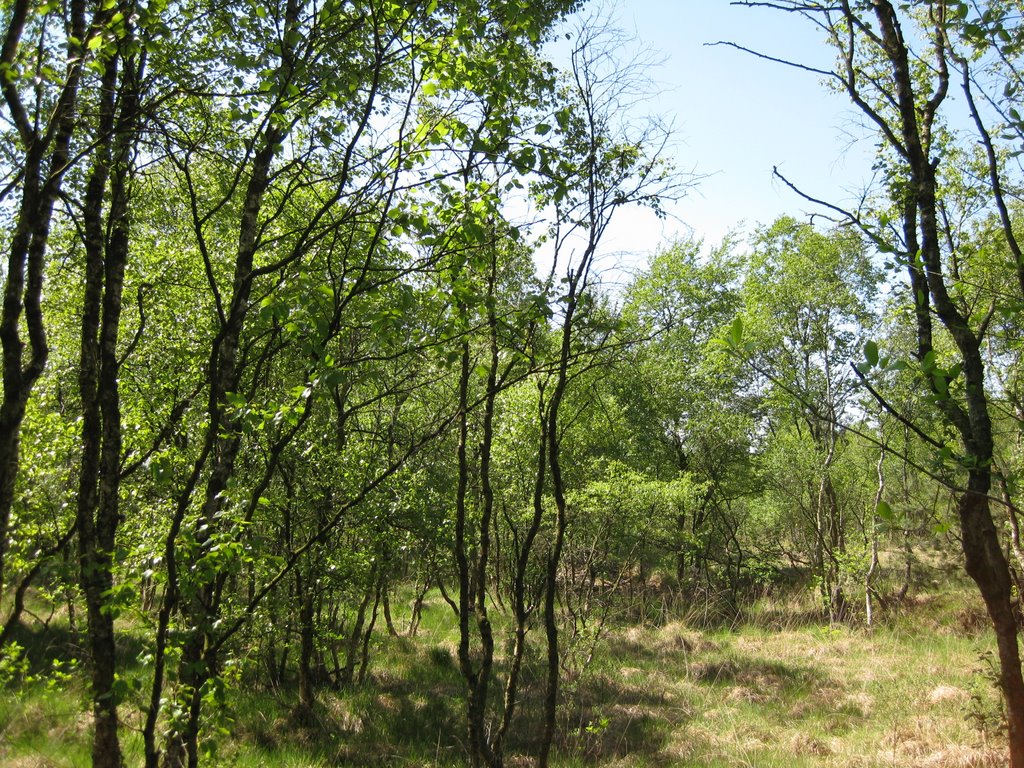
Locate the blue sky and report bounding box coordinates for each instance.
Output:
[581,0,879,270]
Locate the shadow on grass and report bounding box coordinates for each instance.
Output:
[228,635,469,766]
[225,627,697,767]
[564,620,854,764]
[3,615,150,679]
[557,673,679,764]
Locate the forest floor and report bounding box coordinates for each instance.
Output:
[0,583,1008,767]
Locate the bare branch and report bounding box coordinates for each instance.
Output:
[850,362,951,455]
[706,40,838,80]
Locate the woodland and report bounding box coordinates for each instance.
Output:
[1,0,1024,766]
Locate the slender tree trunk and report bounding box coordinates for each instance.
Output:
[340,571,377,687]
[539,262,586,768]
[496,381,548,758]
[997,471,1024,581]
[357,578,382,685]
[382,584,398,637]
[866,443,885,628]
[297,573,316,712]
[451,222,511,768]
[0,0,87,603]
[407,577,429,637]
[454,335,492,768]
[76,28,142,767]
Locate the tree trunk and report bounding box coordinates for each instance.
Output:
[297,574,316,712]
[76,25,143,766]
[960,483,1024,766]
[454,334,493,768]
[495,381,548,760]
[382,584,398,637]
[341,571,377,687]
[407,578,429,637]
[0,0,87,604]
[357,578,382,685]
[866,443,884,628]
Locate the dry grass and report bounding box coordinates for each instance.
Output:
[575,585,1004,767]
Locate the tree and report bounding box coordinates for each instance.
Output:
[131,3,590,766]
[435,13,682,765]
[73,3,149,761]
[533,17,680,763]
[0,0,103,641]
[734,2,1024,761]
[624,237,757,606]
[740,217,878,620]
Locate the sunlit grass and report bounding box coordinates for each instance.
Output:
[600,591,1004,768]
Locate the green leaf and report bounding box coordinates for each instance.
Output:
[864,340,879,367]
[875,500,893,521]
[729,316,743,346]
[224,392,246,408]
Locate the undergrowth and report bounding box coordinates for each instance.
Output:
[0,579,1007,767]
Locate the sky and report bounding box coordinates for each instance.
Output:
[570,0,882,276]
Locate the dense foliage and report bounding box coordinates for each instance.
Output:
[2,0,1024,766]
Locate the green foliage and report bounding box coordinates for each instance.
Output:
[9,0,1024,763]
[0,642,31,688]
